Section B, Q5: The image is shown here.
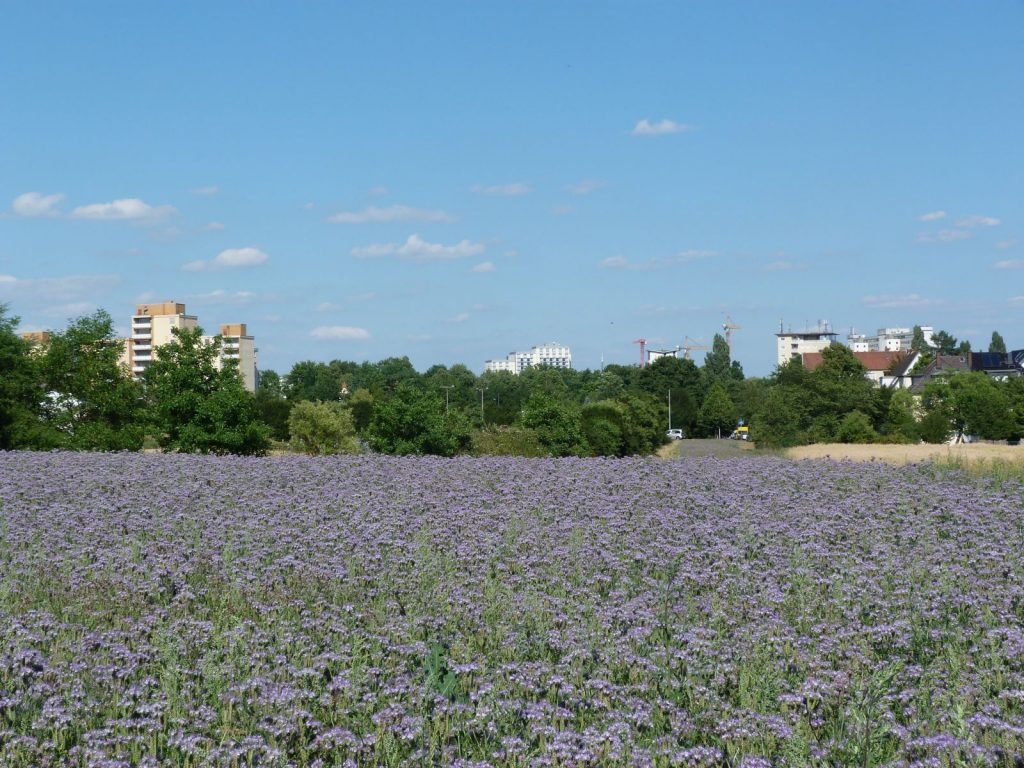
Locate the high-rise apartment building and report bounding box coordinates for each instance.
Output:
[120,302,258,392]
[485,342,572,374]
[776,323,837,367]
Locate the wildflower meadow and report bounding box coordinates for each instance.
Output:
[1,452,1023,767]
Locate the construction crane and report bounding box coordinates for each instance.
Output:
[634,338,647,368]
[682,335,710,361]
[722,315,742,356]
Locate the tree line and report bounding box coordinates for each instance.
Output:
[2,305,1020,455]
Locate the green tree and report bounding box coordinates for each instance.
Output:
[580,400,625,456]
[696,382,738,438]
[880,389,918,442]
[521,392,588,456]
[989,331,1007,354]
[911,325,929,352]
[470,425,546,457]
[39,309,144,450]
[258,369,283,398]
[703,333,743,382]
[836,410,877,444]
[0,304,46,449]
[930,330,959,356]
[750,385,809,448]
[921,372,1013,441]
[288,400,360,454]
[367,384,470,456]
[144,327,269,454]
[347,388,375,433]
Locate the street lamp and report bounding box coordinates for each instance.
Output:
[668,388,672,431]
[474,385,488,424]
[440,384,454,415]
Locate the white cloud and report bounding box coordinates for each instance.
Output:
[327,205,455,224]
[600,250,717,271]
[917,229,971,243]
[551,205,574,216]
[995,239,1017,250]
[994,259,1024,270]
[918,210,946,222]
[369,185,389,197]
[191,185,219,196]
[184,247,269,271]
[471,261,496,274]
[0,273,120,301]
[471,182,531,196]
[70,198,177,222]
[12,192,65,218]
[862,293,942,309]
[41,301,97,318]
[448,312,470,323]
[956,214,1000,228]
[215,247,268,268]
[567,179,605,196]
[1010,296,1024,307]
[351,234,485,261]
[316,301,341,312]
[310,326,371,340]
[191,289,260,305]
[762,260,797,271]
[203,221,225,231]
[630,118,696,136]
[303,202,315,210]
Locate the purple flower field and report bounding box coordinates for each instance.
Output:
[1,452,1023,767]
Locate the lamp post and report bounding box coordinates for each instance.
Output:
[475,386,488,424]
[440,385,454,415]
[668,388,672,431]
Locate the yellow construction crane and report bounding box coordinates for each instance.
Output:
[722,315,742,356]
[682,336,710,360]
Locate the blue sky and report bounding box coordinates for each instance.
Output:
[2,1,1022,376]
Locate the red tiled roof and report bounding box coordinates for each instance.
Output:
[802,350,909,373]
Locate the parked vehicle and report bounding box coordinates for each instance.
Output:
[729,425,750,441]
[666,428,684,440]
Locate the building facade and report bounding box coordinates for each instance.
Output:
[776,323,838,367]
[485,342,572,374]
[847,326,934,353]
[120,302,259,392]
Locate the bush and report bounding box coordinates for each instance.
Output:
[288,400,360,455]
[836,410,877,444]
[470,425,546,457]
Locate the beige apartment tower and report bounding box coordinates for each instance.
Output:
[120,302,258,392]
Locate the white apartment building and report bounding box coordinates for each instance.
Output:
[120,302,259,392]
[776,323,838,367]
[847,326,934,353]
[485,342,572,374]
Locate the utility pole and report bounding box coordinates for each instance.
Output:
[440,385,454,415]
[668,388,672,431]
[475,385,488,424]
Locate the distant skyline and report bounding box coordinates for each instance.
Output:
[2,2,1021,376]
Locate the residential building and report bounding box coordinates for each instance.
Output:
[485,342,572,374]
[647,347,681,364]
[215,323,258,392]
[122,302,198,378]
[776,322,837,367]
[120,301,259,392]
[801,350,910,386]
[21,331,52,347]
[847,326,934,352]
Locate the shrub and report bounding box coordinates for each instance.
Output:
[288,400,360,455]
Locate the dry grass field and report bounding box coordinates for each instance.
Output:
[785,441,1024,466]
